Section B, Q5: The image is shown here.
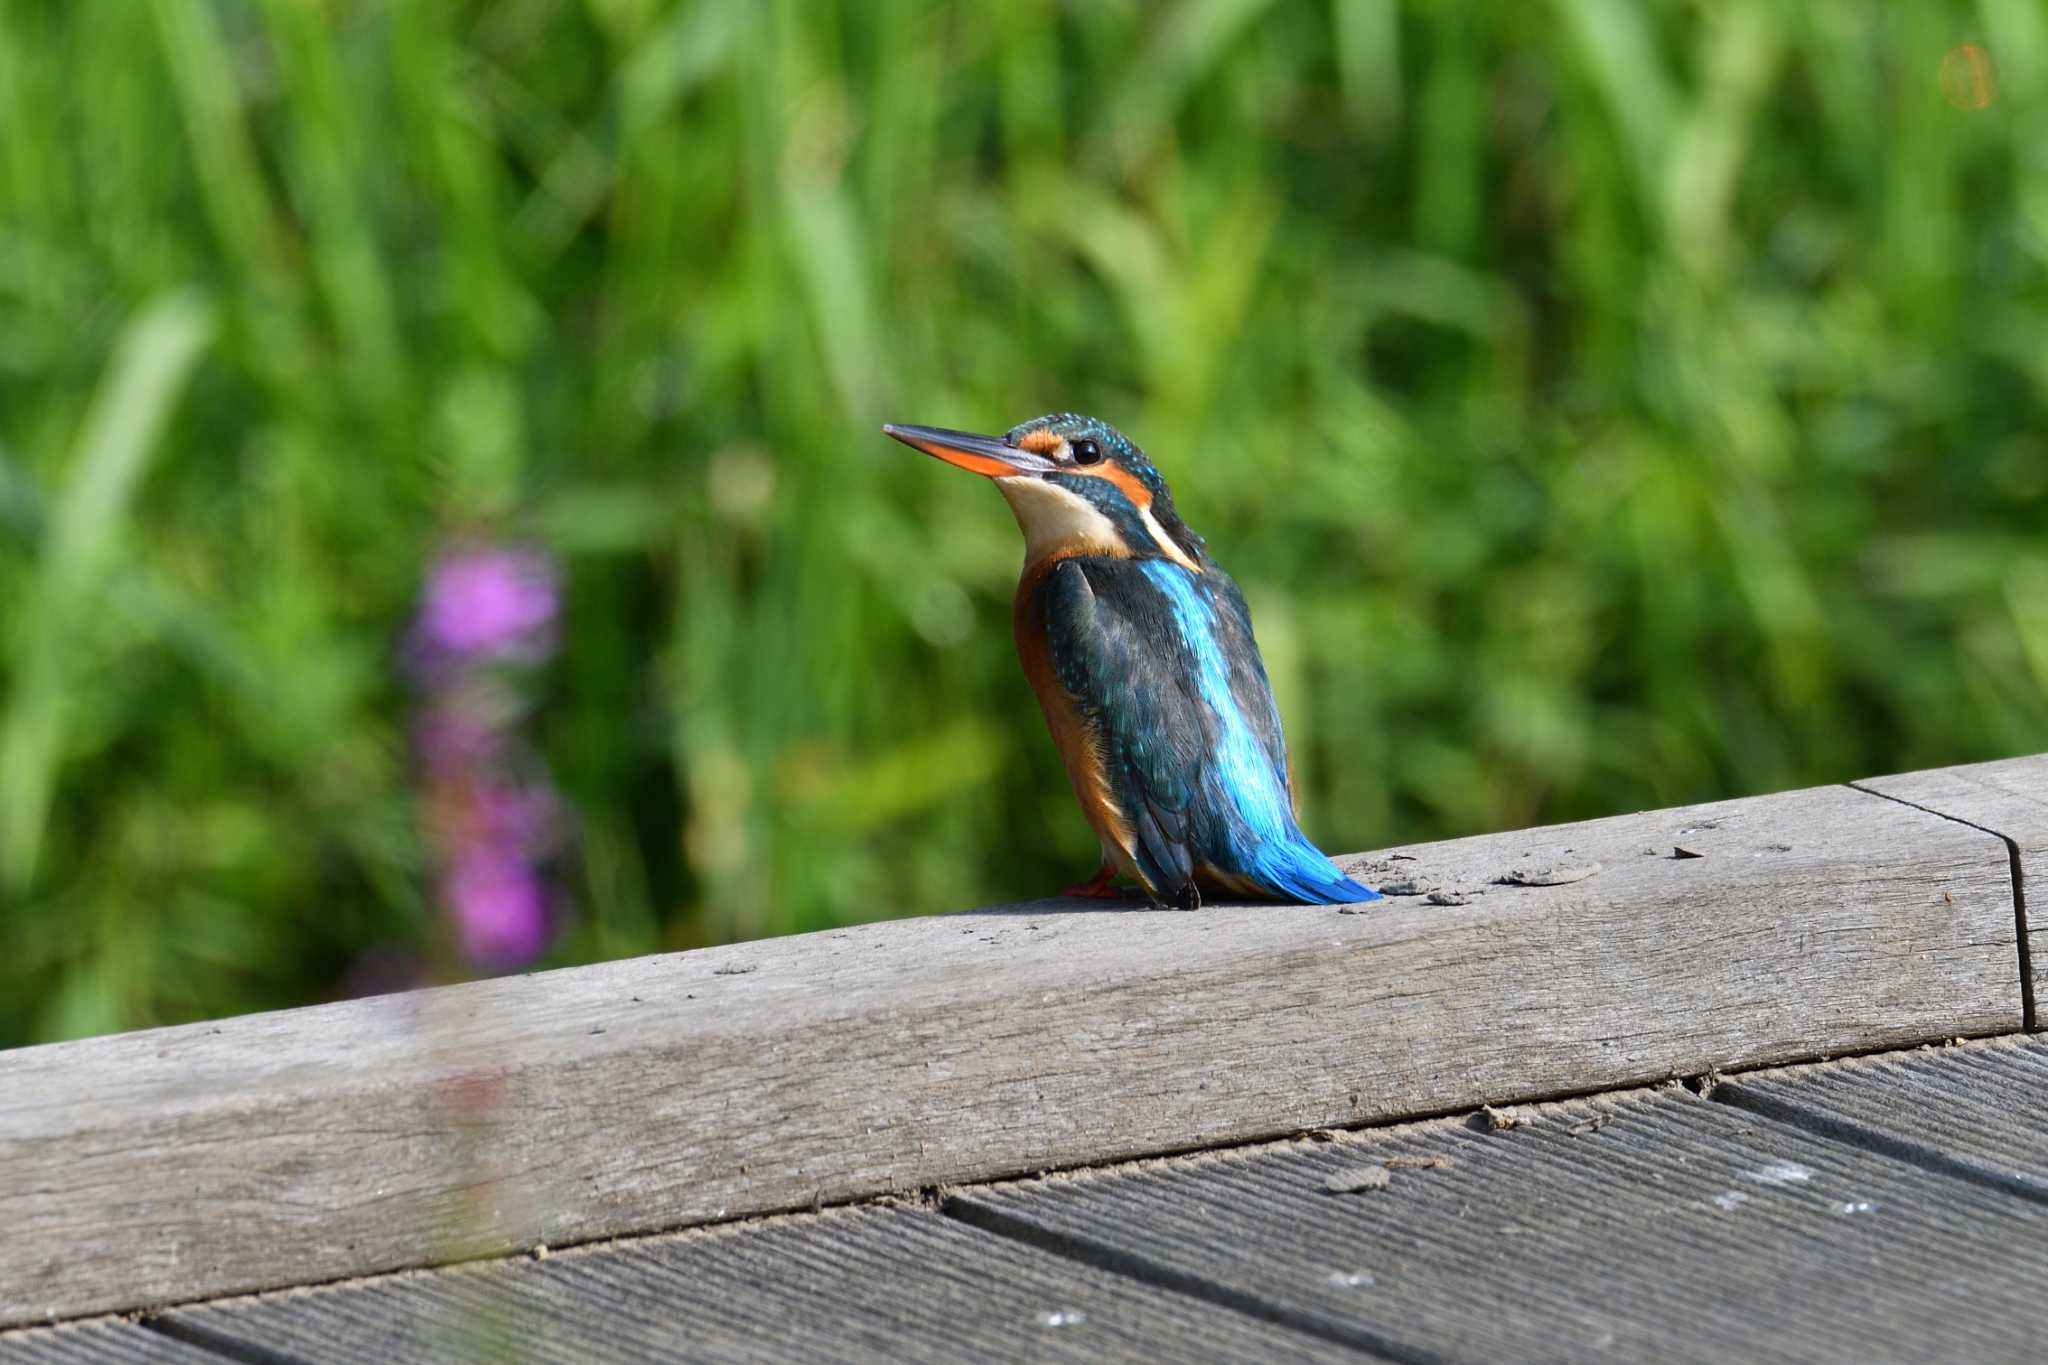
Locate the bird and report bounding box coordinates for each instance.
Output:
[883,413,1380,910]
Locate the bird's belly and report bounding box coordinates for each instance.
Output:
[1013,589,1137,871]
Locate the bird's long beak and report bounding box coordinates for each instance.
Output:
[883,424,1056,479]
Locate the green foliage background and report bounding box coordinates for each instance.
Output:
[3,1,2044,1046]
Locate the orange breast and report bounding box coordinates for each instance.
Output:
[1013,564,1137,871]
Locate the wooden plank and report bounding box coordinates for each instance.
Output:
[1721,1035,2048,1194]
[0,776,2022,1325]
[158,1205,1363,1364]
[1856,754,2047,1026]
[951,1072,2048,1364]
[0,1319,224,1364]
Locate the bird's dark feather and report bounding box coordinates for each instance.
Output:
[1032,556,1375,906]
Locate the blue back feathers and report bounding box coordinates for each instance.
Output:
[1136,562,1380,905]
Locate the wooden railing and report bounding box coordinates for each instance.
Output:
[3,754,2040,1328]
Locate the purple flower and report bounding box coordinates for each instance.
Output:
[406,537,568,974]
[416,546,559,662]
[446,842,551,967]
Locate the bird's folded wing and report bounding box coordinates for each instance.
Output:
[1041,556,1295,897]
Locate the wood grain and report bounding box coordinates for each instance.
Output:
[1720,1035,2048,1196]
[158,1204,1361,1364]
[952,1077,2048,1363]
[0,776,2024,1326]
[0,1318,225,1364]
[1856,754,2047,1026]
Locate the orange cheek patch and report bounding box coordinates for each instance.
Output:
[1017,429,1063,455]
[1083,463,1154,509]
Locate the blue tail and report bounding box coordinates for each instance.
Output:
[1246,833,1383,905]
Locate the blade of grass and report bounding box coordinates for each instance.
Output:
[0,290,214,891]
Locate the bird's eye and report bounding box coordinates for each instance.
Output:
[1070,439,1102,465]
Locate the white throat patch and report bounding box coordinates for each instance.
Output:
[997,476,1123,565]
[995,475,1204,573]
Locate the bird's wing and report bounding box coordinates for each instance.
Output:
[1038,556,1376,906]
[1038,557,1214,902]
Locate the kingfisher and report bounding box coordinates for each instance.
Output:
[884,413,1380,910]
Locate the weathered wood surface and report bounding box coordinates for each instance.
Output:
[1722,1035,2048,1197]
[0,776,2025,1326]
[59,1035,2044,1365]
[954,1074,2048,1364]
[1856,754,2046,1026]
[0,1318,223,1364]
[156,1205,1360,1365]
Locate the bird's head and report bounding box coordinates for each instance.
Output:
[884,413,1207,573]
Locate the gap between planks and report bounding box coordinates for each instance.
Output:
[1710,1083,2048,1208]
[140,1316,302,1365]
[1848,778,2036,1032]
[939,1197,1445,1365]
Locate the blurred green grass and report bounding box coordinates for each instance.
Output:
[2,1,2045,1045]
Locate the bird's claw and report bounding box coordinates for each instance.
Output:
[1060,864,1123,899]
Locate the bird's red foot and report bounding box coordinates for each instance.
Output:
[1060,862,1122,899]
